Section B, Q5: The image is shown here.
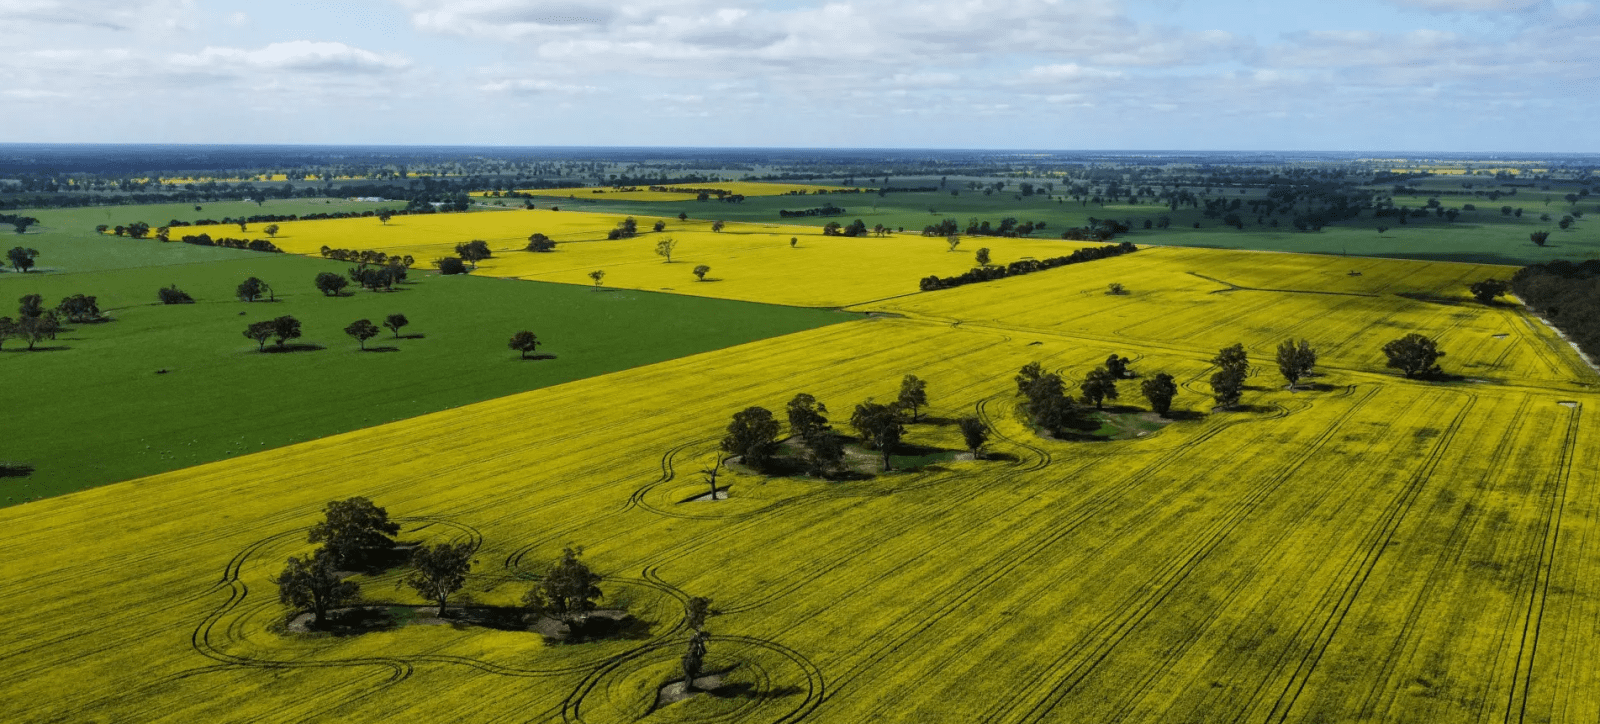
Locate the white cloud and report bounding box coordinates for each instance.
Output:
[1385,0,1546,11]
[478,78,599,94]
[169,41,411,75]
[0,0,196,32]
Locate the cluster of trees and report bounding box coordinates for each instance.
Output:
[158,285,194,304]
[607,217,639,240]
[919,242,1138,292]
[1,213,38,234]
[526,233,556,252]
[318,247,416,266]
[779,204,848,218]
[822,219,870,237]
[1061,218,1130,241]
[344,315,408,349]
[243,315,301,351]
[1014,356,1164,434]
[964,217,1047,237]
[1469,278,1508,303]
[0,294,69,350]
[6,246,39,272]
[176,234,283,253]
[1512,259,1600,361]
[455,240,491,269]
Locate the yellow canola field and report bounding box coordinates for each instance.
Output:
[487,181,859,201]
[4,242,1600,722]
[258,208,1109,307]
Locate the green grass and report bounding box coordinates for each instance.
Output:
[0,222,851,504]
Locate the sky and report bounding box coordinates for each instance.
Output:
[1,0,1594,151]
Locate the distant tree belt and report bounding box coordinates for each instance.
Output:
[779,205,848,218]
[1511,259,1600,362]
[176,234,284,253]
[874,187,940,193]
[0,180,481,211]
[0,213,39,227]
[165,210,414,226]
[919,242,1138,292]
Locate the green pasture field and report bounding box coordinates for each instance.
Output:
[0,212,851,503]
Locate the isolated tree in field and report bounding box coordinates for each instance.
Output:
[263,224,280,238]
[384,313,409,338]
[588,269,606,288]
[656,237,678,263]
[897,374,928,422]
[1141,372,1178,416]
[55,294,102,323]
[711,220,725,232]
[405,542,474,617]
[699,455,728,499]
[1383,333,1445,379]
[378,210,394,225]
[678,212,688,222]
[455,240,491,269]
[947,236,960,252]
[273,548,359,626]
[1531,231,1550,246]
[1107,282,1127,295]
[721,406,780,469]
[244,320,275,351]
[158,285,193,304]
[7,246,38,273]
[786,393,831,441]
[314,271,349,296]
[1469,278,1508,304]
[1376,226,1389,235]
[526,233,555,252]
[975,247,991,266]
[436,256,467,275]
[1105,354,1130,378]
[237,277,266,302]
[653,220,666,232]
[1210,366,1246,408]
[307,496,401,570]
[692,264,711,281]
[523,547,602,624]
[270,315,301,348]
[790,237,797,248]
[1080,366,1119,409]
[509,331,540,359]
[345,319,380,350]
[683,629,709,691]
[850,401,905,471]
[1275,339,1317,390]
[958,416,989,459]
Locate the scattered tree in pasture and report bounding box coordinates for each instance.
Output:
[1383,333,1445,379]
[653,220,666,232]
[405,542,474,617]
[523,547,603,624]
[508,331,541,359]
[455,240,492,269]
[158,285,193,304]
[1469,278,1508,304]
[384,313,409,338]
[273,549,359,627]
[975,247,991,266]
[263,224,280,238]
[314,271,349,296]
[526,233,555,252]
[947,236,960,252]
[16,313,59,350]
[1105,354,1130,378]
[237,277,266,302]
[270,315,301,348]
[1107,282,1127,295]
[711,220,725,232]
[244,320,275,351]
[377,210,393,225]
[1080,366,1119,409]
[656,237,678,263]
[682,629,709,691]
[1376,226,1389,235]
[307,497,401,570]
[678,212,688,221]
[1141,373,1178,416]
[1210,366,1246,408]
[435,257,468,275]
[345,319,380,350]
[1530,230,1550,246]
[7,246,38,273]
[1276,339,1317,390]
[850,401,905,471]
[721,406,780,469]
[958,416,989,459]
[897,374,928,422]
[588,269,606,288]
[608,217,639,240]
[693,264,711,281]
[55,294,102,323]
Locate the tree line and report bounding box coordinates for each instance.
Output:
[1512,259,1600,361]
[919,242,1137,292]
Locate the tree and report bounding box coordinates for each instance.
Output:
[958,416,989,459]
[721,406,780,469]
[158,285,193,304]
[804,432,845,477]
[1377,226,1389,235]
[685,596,711,632]
[1276,339,1317,390]
[244,320,275,351]
[656,237,678,263]
[1383,333,1445,379]
[1107,282,1127,295]
[699,456,727,499]
[18,294,42,318]
[378,210,394,225]
[682,629,709,691]
[1210,366,1246,408]
[786,393,831,441]
[1531,230,1550,246]
[404,542,474,617]
[384,313,409,338]
[127,221,150,239]
[1213,343,1248,374]
[678,212,688,221]
[850,401,904,471]
[975,247,991,266]
[306,497,401,570]
[455,240,491,269]
[1105,354,1129,378]
[16,313,59,350]
[509,330,540,359]
[526,233,555,252]
[436,257,468,275]
[790,237,798,248]
[897,374,928,422]
[588,269,606,288]
[270,315,301,348]
[263,224,280,238]
[1141,372,1178,416]
[273,548,359,626]
[653,220,666,232]
[1469,278,1508,304]
[523,547,602,624]
[0,317,14,351]
[55,294,102,323]
[693,264,711,281]
[7,246,38,273]
[237,277,266,302]
[314,271,349,296]
[1080,366,1119,409]
[947,236,960,252]
[711,220,725,232]
[345,319,380,350]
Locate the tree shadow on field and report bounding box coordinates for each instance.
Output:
[1158,409,1206,422]
[1286,382,1341,393]
[517,353,558,361]
[398,333,426,340]
[0,462,34,478]
[261,343,326,354]
[360,346,400,353]
[4,345,71,353]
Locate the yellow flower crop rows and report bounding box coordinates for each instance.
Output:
[3,237,1597,722]
[480,181,860,201]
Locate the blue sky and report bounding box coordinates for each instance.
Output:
[2,0,1593,151]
